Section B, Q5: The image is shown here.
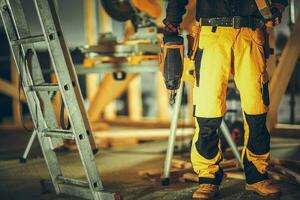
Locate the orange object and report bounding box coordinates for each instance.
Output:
[131,0,162,19]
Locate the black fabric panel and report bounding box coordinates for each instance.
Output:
[198,168,224,185]
[243,153,269,184]
[262,82,270,106]
[195,117,222,159]
[244,113,270,155]
[194,48,203,87]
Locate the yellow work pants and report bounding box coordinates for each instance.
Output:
[191,26,270,185]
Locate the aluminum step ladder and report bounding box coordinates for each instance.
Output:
[0,0,120,199]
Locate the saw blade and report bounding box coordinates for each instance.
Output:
[100,0,133,21]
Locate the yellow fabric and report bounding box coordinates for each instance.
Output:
[193,26,268,118]
[192,26,269,179]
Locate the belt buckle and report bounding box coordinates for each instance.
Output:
[232,16,240,29]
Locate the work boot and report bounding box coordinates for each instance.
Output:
[246,179,281,197]
[192,184,219,199]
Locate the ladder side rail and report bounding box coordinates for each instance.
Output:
[38,0,98,151]
[34,0,104,196]
[5,0,63,148]
[0,0,62,193]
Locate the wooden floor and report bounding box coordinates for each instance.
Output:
[0,129,299,200]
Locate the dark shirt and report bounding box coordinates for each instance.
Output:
[165,0,288,27]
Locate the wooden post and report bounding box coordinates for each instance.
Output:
[98,1,118,119]
[128,75,143,120]
[267,15,300,131]
[156,72,170,121]
[88,74,137,122]
[84,0,99,101]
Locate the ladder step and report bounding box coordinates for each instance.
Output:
[11,34,45,46]
[26,83,60,92]
[57,176,89,187]
[42,129,74,140]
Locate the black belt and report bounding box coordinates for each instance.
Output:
[200,16,265,29]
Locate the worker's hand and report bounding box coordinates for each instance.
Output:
[160,20,184,91]
[162,19,183,44]
[265,3,285,28]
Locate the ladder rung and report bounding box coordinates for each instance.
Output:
[42,129,74,140]
[57,176,89,187]
[27,83,60,92]
[11,34,45,46]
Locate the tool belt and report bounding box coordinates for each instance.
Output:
[200,16,265,29]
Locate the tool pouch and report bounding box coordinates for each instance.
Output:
[159,42,184,90]
[262,28,271,59]
[187,24,201,61]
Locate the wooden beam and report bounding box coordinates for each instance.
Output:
[103,101,117,120]
[93,128,194,141]
[271,123,300,138]
[267,15,300,131]
[10,54,21,125]
[128,75,143,120]
[88,74,137,122]
[99,117,194,128]
[0,78,26,102]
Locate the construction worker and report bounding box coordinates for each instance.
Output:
[163,0,288,199]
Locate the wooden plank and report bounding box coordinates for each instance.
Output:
[273,165,300,183]
[225,171,245,180]
[10,54,21,125]
[271,124,300,138]
[99,117,194,128]
[88,74,137,122]
[0,78,26,101]
[93,128,194,141]
[0,121,33,130]
[128,75,143,120]
[267,15,300,131]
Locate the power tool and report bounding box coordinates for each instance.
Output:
[160,39,184,105]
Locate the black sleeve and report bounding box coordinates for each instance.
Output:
[164,0,189,27]
[272,0,288,6]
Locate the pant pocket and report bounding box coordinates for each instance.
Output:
[261,71,270,107]
[194,48,203,87]
[262,81,270,107]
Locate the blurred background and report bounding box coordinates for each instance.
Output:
[0,1,299,200]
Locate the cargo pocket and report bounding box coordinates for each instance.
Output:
[194,48,203,87]
[261,72,270,107]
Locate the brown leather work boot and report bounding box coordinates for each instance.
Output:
[192,184,220,199]
[246,179,281,197]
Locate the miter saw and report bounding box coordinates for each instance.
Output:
[80,0,161,80]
